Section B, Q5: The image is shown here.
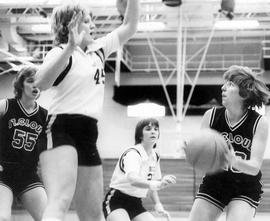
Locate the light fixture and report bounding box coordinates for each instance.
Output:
[138,22,165,31]
[31,24,51,33]
[214,20,259,29]
[127,102,166,117]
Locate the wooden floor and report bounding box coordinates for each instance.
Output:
[12,159,270,217]
[103,159,270,212]
[11,210,270,221]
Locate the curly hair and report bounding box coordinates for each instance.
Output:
[223,65,270,109]
[13,66,37,99]
[51,4,89,45]
[134,118,160,146]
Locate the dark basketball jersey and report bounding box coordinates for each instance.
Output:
[0,99,47,170]
[209,106,262,182]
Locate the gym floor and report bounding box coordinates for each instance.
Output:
[11,211,270,221]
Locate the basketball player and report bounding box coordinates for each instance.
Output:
[0,66,47,221]
[36,1,139,221]
[103,118,176,221]
[188,65,270,221]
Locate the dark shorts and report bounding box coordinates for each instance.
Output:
[103,188,147,219]
[196,173,263,210]
[0,162,43,198]
[46,114,101,166]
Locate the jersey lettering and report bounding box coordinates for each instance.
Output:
[147,165,156,180]
[94,68,105,84]
[12,129,38,151]
[9,118,43,135]
[221,132,251,151]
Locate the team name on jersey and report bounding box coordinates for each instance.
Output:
[8,118,43,135]
[221,132,251,151]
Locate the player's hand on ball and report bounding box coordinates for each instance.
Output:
[224,142,237,167]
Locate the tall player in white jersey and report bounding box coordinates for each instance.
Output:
[103,118,176,221]
[36,1,139,221]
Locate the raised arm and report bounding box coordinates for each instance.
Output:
[36,12,85,91]
[116,0,140,45]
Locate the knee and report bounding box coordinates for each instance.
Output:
[48,195,73,214]
[78,206,103,221]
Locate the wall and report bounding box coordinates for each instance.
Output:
[1,73,270,159]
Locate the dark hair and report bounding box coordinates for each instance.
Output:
[13,66,37,99]
[51,4,88,45]
[223,65,270,109]
[135,118,159,145]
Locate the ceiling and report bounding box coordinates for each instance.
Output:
[0,0,270,84]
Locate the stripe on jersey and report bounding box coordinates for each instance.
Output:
[17,99,39,117]
[94,48,105,64]
[155,152,160,162]
[119,148,141,173]
[53,56,73,86]
[46,114,57,149]
[225,110,248,131]
[252,115,262,136]
[209,107,216,127]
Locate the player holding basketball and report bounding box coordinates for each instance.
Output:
[36,1,139,221]
[103,118,176,221]
[188,65,270,221]
[0,66,47,221]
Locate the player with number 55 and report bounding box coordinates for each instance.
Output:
[0,66,48,221]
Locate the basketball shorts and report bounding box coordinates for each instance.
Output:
[103,188,147,219]
[196,174,263,210]
[0,162,44,198]
[46,114,101,166]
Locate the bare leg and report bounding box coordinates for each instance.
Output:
[20,187,47,221]
[226,200,255,221]
[188,198,222,221]
[40,146,78,221]
[0,185,13,221]
[74,165,103,221]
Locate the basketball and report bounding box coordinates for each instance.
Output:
[184,129,228,174]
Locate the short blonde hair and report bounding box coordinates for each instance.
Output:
[223,65,270,109]
[51,4,89,45]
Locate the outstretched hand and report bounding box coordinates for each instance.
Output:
[67,11,86,48]
[149,175,176,191]
[159,174,176,189]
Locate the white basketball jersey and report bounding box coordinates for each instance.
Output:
[110,144,162,198]
[43,31,120,119]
